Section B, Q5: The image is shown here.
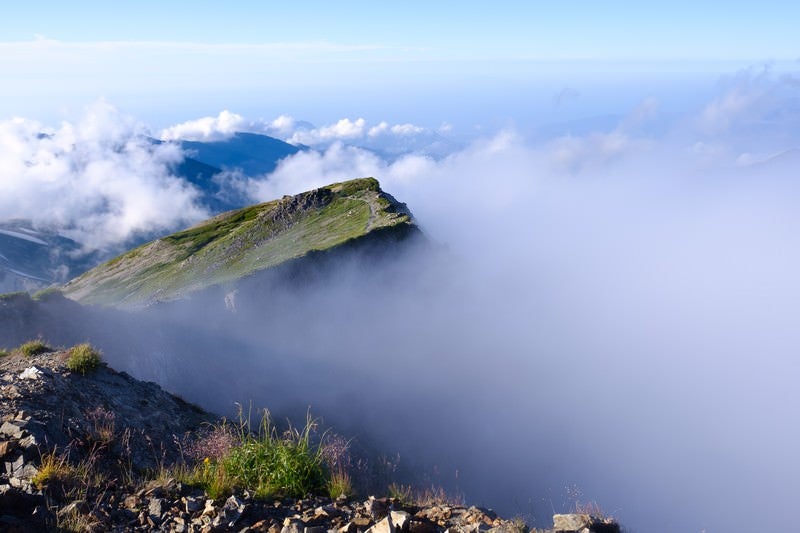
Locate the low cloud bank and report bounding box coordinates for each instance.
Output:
[0,101,207,253]
[220,67,799,533]
[2,67,799,532]
[160,111,443,155]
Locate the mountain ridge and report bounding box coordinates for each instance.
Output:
[63,177,418,308]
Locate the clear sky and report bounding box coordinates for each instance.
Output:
[1,1,798,60]
[0,2,796,128]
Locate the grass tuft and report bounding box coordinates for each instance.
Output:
[18,339,50,357]
[388,483,464,507]
[328,470,354,499]
[178,409,330,499]
[67,343,102,375]
[222,410,327,498]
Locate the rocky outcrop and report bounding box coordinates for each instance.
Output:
[534,513,620,533]
[0,348,211,529]
[0,348,209,460]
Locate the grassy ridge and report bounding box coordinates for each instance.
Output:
[63,178,413,307]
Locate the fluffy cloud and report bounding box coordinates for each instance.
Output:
[368,121,426,137]
[0,101,207,252]
[160,110,247,142]
[288,118,366,145]
[696,66,800,139]
[160,112,436,151]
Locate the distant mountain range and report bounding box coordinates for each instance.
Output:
[0,132,304,293]
[179,132,303,177]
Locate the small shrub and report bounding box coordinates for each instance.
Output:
[67,343,102,375]
[86,406,116,445]
[322,433,354,499]
[328,470,354,499]
[223,414,327,498]
[32,452,76,489]
[18,339,50,357]
[388,483,463,507]
[388,483,414,505]
[0,348,8,357]
[57,507,101,533]
[178,459,234,500]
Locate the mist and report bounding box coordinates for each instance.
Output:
[4,67,800,532]
[0,100,208,254]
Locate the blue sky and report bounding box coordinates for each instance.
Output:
[0,2,797,128]
[2,1,798,60]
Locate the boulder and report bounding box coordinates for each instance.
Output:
[552,513,620,533]
[365,510,411,533]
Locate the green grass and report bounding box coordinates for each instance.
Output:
[0,348,8,357]
[65,178,413,307]
[67,343,102,375]
[0,291,28,301]
[181,411,329,499]
[31,287,63,301]
[18,339,50,356]
[328,470,354,499]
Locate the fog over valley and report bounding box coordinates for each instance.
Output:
[1,62,799,533]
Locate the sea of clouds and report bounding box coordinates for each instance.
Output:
[1,66,799,532]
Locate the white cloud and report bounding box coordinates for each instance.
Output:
[367,121,390,137]
[699,85,760,134]
[0,101,207,252]
[268,114,296,135]
[289,118,366,145]
[237,88,800,533]
[368,121,426,137]
[160,110,246,142]
[694,66,799,135]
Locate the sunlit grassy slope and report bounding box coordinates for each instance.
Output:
[63,178,414,307]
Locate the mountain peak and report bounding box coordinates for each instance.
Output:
[63,178,418,308]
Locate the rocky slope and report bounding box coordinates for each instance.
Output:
[0,349,618,533]
[63,178,418,308]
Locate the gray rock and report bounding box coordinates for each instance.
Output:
[553,513,590,531]
[283,518,305,533]
[202,498,217,516]
[17,434,37,449]
[0,421,26,439]
[4,454,24,476]
[18,366,42,380]
[365,496,389,521]
[124,494,140,510]
[184,495,205,513]
[214,494,246,528]
[0,440,16,459]
[551,513,619,533]
[366,511,411,533]
[149,497,166,523]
